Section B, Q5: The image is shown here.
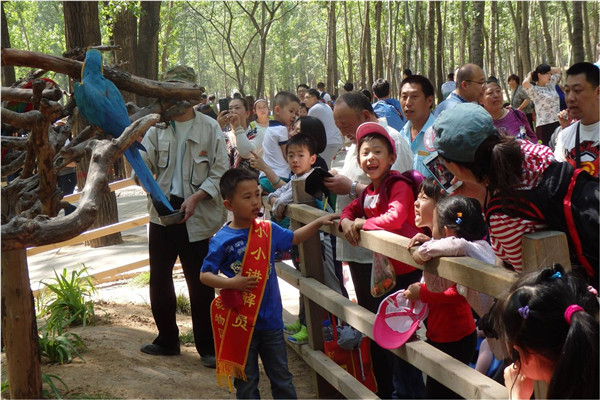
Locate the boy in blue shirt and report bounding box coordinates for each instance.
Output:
[200,168,338,399]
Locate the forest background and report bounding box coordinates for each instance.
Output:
[2,1,599,106]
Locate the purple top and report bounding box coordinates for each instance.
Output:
[493,109,536,142]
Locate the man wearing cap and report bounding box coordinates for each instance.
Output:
[138,66,228,368]
[325,92,420,398]
[399,75,437,177]
[433,63,486,117]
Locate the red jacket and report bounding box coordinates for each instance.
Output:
[340,171,421,274]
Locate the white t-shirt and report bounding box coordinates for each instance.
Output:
[554,120,599,177]
[262,122,291,178]
[307,102,343,146]
[170,118,194,197]
[318,90,331,103]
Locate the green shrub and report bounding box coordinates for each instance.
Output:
[42,372,68,399]
[175,291,191,315]
[39,266,97,332]
[1,380,9,395]
[179,329,195,345]
[130,271,150,287]
[39,330,86,365]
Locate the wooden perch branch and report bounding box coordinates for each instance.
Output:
[1,48,205,100]
[1,114,160,251]
[1,86,63,103]
[1,136,28,150]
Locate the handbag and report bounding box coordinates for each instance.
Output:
[322,316,378,393]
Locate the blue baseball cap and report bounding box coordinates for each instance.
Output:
[433,103,498,163]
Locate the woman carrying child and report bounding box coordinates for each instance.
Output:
[493,264,598,399]
[404,195,494,399]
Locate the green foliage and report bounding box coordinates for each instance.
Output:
[1,380,9,395]
[39,330,86,365]
[129,271,150,287]
[38,266,97,332]
[179,329,195,345]
[42,372,68,399]
[176,291,191,315]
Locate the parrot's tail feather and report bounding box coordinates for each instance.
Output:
[124,148,174,215]
[132,140,146,152]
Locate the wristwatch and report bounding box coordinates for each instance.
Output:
[349,181,359,200]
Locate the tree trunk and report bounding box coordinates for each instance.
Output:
[470,0,485,67]
[560,2,574,65]
[112,6,137,104]
[1,249,42,399]
[404,1,413,72]
[365,2,373,88]
[459,2,467,66]
[358,2,366,89]
[489,1,496,76]
[343,2,353,84]
[1,3,16,86]
[519,2,532,74]
[571,2,585,63]
[427,1,435,89]
[374,1,383,79]
[136,1,161,106]
[538,1,554,64]
[582,2,593,63]
[64,1,121,247]
[63,1,101,49]
[418,3,425,74]
[326,1,337,95]
[435,1,443,104]
[160,0,175,80]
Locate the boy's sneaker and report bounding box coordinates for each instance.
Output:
[284,319,302,335]
[287,325,308,345]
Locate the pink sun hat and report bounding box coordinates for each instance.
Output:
[373,289,429,349]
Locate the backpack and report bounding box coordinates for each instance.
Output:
[319,91,328,103]
[485,162,599,284]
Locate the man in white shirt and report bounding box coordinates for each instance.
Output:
[555,62,599,177]
[317,81,332,106]
[324,91,421,399]
[304,88,344,167]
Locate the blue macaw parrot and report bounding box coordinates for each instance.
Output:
[74,49,174,216]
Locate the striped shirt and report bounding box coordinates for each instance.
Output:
[487,141,555,272]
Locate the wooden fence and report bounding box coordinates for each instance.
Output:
[26,178,571,399]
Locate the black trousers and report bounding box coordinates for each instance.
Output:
[148,221,215,357]
[348,262,423,399]
[426,331,477,399]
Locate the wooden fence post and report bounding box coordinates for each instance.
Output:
[522,230,571,400]
[1,248,42,399]
[290,180,337,398]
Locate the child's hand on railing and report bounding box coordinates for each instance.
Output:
[341,218,360,246]
[407,233,431,249]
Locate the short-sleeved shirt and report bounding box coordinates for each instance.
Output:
[511,85,534,115]
[400,113,437,177]
[373,99,406,132]
[524,74,561,127]
[433,92,467,117]
[201,221,294,330]
[554,121,599,177]
[307,102,343,147]
[494,109,536,142]
[440,81,456,100]
[262,121,290,178]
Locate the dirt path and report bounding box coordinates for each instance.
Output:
[3,296,316,399]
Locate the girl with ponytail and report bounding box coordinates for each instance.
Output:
[493,264,598,399]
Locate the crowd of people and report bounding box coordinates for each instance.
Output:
[135,59,598,399]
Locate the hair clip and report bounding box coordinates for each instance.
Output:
[455,212,463,225]
[550,271,562,280]
[518,305,530,319]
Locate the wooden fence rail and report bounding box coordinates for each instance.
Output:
[24,177,569,399]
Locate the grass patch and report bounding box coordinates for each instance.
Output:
[176,291,191,315]
[179,329,195,345]
[129,271,150,287]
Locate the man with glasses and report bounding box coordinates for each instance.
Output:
[433,63,486,117]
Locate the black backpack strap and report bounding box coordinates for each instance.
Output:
[575,122,581,169]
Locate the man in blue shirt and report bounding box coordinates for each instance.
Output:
[433,63,485,117]
[440,71,457,99]
[372,78,406,132]
[399,75,437,177]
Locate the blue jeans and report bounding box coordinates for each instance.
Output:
[234,329,297,399]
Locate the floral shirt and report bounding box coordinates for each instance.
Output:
[524,74,560,127]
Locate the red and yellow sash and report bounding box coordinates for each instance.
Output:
[210,219,272,387]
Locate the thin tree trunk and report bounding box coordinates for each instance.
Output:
[538,1,555,64]
[489,1,496,76]
[1,2,16,86]
[419,3,425,74]
[343,2,353,84]
[519,2,532,74]
[582,2,593,62]
[427,1,435,88]
[365,2,373,88]
[358,2,366,89]
[404,1,413,71]
[374,1,383,79]
[572,2,585,63]
[435,1,443,104]
[470,0,485,67]
[160,0,175,79]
